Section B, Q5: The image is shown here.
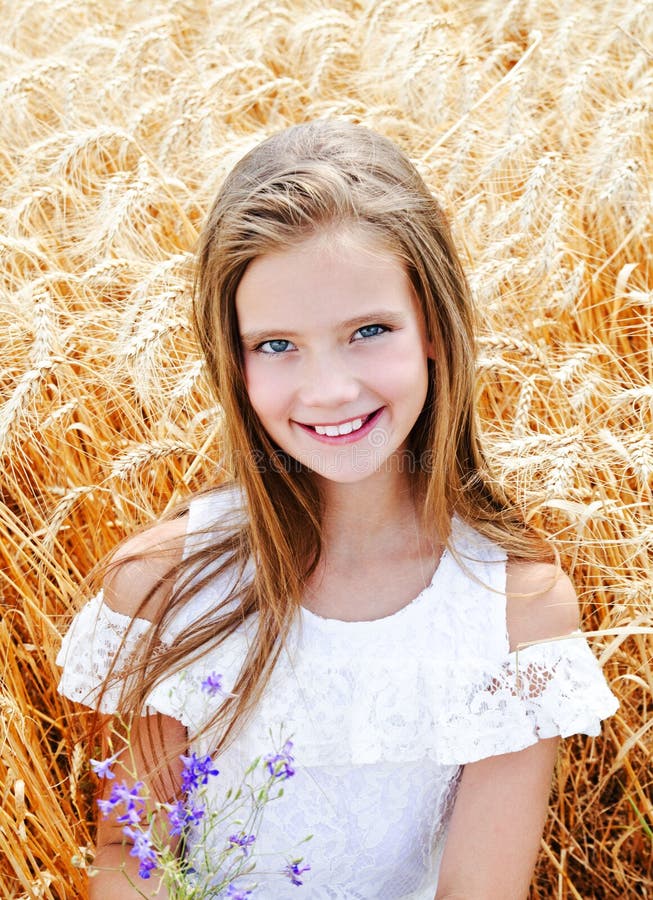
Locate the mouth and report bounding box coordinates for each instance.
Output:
[296,408,384,443]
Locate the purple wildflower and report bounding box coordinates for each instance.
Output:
[97,781,145,819]
[123,826,158,879]
[228,832,256,856]
[264,740,295,780]
[97,796,117,817]
[116,804,144,827]
[186,803,204,826]
[283,860,311,886]
[138,855,158,880]
[167,800,186,836]
[167,799,205,836]
[111,781,145,805]
[201,672,224,695]
[225,885,253,899]
[180,752,220,793]
[90,753,119,779]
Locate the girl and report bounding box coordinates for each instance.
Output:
[57,119,618,899]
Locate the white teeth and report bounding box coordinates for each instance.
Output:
[314,417,365,436]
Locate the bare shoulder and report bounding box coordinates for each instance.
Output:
[102,514,189,623]
[505,559,580,652]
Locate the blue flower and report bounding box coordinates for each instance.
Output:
[138,855,158,880]
[225,885,253,899]
[97,781,145,819]
[186,803,205,826]
[228,832,256,856]
[123,826,158,879]
[180,752,220,793]
[90,753,119,779]
[167,800,187,836]
[116,803,144,827]
[112,781,145,805]
[264,740,295,780]
[201,672,224,695]
[97,796,117,817]
[283,860,311,886]
[167,799,205,836]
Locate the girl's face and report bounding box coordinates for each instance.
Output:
[235,230,433,484]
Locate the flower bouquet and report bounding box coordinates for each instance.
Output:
[84,674,311,898]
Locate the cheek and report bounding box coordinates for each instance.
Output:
[243,358,288,422]
[378,343,430,398]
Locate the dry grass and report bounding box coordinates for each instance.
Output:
[0,0,651,897]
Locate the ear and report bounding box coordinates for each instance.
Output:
[425,336,436,360]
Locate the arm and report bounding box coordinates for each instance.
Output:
[91,714,187,900]
[435,562,580,900]
[89,519,189,899]
[434,737,559,900]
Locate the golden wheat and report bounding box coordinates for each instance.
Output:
[0,0,651,897]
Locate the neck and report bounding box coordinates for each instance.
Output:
[316,469,434,563]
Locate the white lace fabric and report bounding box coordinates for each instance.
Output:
[56,494,619,899]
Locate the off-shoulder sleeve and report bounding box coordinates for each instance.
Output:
[56,488,249,719]
[56,591,249,731]
[432,631,619,765]
[56,590,158,714]
[423,519,620,764]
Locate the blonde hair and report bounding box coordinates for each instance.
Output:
[101,119,548,758]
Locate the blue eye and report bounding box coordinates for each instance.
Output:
[257,339,294,354]
[355,324,388,339]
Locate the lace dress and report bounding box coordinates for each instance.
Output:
[57,491,619,899]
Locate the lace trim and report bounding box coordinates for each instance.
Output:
[56,591,161,713]
[57,594,618,764]
[138,631,618,766]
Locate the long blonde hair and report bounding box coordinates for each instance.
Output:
[100,119,548,758]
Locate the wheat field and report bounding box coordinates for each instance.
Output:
[0,0,651,897]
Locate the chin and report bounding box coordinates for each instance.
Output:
[303,454,399,485]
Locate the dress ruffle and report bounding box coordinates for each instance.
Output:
[421,634,619,764]
[56,591,155,713]
[111,625,619,767]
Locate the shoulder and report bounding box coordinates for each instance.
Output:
[102,514,189,623]
[505,559,580,652]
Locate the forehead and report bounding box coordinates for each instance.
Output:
[235,231,418,332]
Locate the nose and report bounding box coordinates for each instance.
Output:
[297,351,360,408]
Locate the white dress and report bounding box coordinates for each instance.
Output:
[57,491,619,899]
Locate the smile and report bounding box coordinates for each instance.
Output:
[296,409,383,443]
[313,417,364,436]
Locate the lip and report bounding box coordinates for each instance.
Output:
[295,408,384,444]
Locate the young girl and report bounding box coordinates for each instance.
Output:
[57,119,618,899]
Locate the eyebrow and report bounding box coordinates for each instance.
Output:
[240,309,407,345]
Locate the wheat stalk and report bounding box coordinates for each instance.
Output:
[0,1,651,896]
